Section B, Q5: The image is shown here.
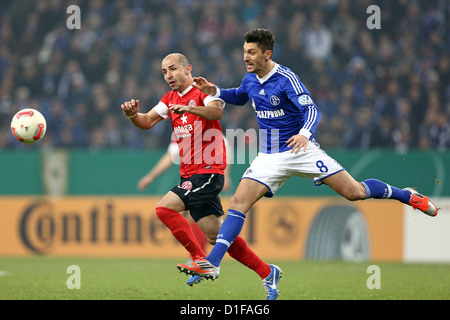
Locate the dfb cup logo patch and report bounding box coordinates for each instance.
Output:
[298,94,313,106]
[181,181,193,190]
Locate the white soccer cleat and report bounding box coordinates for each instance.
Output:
[262,264,283,300]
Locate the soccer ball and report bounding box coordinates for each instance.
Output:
[11,108,47,143]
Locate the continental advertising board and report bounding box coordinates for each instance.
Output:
[0,196,449,262]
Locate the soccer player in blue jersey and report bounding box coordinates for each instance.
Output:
[177,29,438,299]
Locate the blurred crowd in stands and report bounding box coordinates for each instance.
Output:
[0,0,449,151]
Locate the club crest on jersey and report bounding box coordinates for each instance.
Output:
[298,94,313,106]
[188,99,196,107]
[180,181,193,190]
[270,95,280,106]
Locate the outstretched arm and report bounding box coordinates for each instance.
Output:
[137,151,174,190]
[193,76,249,106]
[170,99,224,120]
[121,99,164,129]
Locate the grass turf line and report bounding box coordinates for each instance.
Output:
[0,256,449,300]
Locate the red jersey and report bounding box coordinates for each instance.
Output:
[153,85,227,178]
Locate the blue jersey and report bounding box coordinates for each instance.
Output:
[218,63,321,153]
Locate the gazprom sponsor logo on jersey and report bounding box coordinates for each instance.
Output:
[255,109,286,119]
[298,94,313,106]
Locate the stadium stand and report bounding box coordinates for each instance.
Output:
[0,0,448,151]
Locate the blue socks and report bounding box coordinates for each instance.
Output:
[361,178,411,204]
[207,209,246,267]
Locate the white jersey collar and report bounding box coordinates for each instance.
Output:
[256,62,279,84]
[178,85,194,97]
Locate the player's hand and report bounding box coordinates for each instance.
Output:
[193,77,218,96]
[137,175,153,191]
[286,134,309,154]
[121,99,139,118]
[170,104,191,114]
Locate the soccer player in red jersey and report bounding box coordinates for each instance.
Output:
[121,53,278,299]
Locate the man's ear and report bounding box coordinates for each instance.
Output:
[185,64,193,75]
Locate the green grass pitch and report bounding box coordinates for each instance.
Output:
[0,256,449,300]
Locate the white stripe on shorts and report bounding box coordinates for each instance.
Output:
[184,174,215,196]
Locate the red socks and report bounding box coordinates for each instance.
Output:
[156,206,270,279]
[189,220,208,251]
[155,206,206,260]
[228,236,271,279]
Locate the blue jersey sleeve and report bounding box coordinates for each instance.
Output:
[285,81,321,138]
[218,79,249,106]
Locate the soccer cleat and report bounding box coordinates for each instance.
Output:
[262,264,283,300]
[404,187,438,217]
[177,258,220,280]
[186,274,203,286]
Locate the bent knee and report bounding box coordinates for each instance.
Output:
[199,224,219,245]
[229,194,242,208]
[203,231,217,245]
[344,185,367,201]
[229,194,253,213]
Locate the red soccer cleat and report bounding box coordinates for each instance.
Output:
[405,187,438,217]
[177,258,220,280]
